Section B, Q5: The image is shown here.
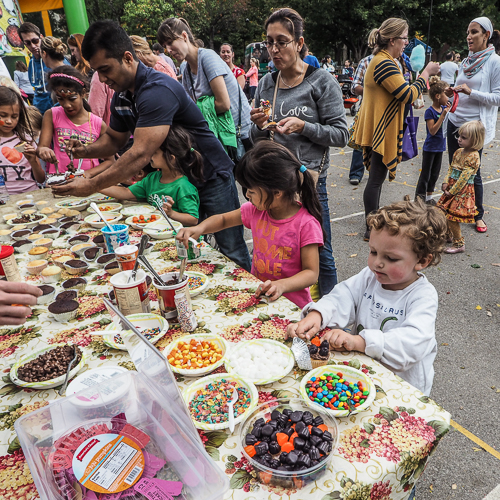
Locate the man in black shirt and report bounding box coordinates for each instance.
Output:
[53,21,250,270]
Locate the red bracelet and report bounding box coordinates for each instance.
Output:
[450,89,459,113]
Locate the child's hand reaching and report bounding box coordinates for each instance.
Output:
[175,226,202,250]
[322,329,366,352]
[286,310,323,341]
[162,196,174,217]
[255,280,285,302]
[37,146,58,164]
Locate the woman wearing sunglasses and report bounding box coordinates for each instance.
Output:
[250,8,348,299]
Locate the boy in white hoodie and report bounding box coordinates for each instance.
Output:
[287,197,447,396]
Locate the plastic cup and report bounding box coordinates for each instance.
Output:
[115,244,138,271]
[175,238,201,261]
[101,224,129,253]
[109,269,151,316]
[154,271,190,319]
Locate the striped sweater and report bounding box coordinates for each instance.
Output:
[353,50,426,180]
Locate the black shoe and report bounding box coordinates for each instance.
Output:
[363,229,370,241]
[426,199,437,206]
[350,178,360,185]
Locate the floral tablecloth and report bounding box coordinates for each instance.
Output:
[0,198,450,500]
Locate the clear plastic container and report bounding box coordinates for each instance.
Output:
[239,398,339,490]
[15,326,229,500]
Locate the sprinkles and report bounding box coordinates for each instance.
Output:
[188,379,251,424]
[113,326,161,345]
[188,275,204,291]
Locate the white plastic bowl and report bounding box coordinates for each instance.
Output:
[143,220,182,240]
[83,212,122,229]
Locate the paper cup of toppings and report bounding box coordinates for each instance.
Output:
[68,234,91,245]
[183,373,258,430]
[62,277,87,294]
[56,290,78,301]
[101,223,129,251]
[34,237,53,249]
[83,246,103,262]
[41,265,62,283]
[165,334,227,376]
[53,255,73,269]
[48,299,79,322]
[71,242,95,257]
[11,229,31,241]
[66,366,130,417]
[115,244,138,272]
[154,271,190,319]
[40,228,60,239]
[109,269,151,316]
[225,339,295,385]
[240,398,339,490]
[96,252,116,268]
[0,229,12,241]
[12,239,33,253]
[32,223,54,234]
[27,233,43,241]
[28,246,49,261]
[36,284,56,305]
[26,259,48,275]
[102,312,168,350]
[92,233,105,248]
[299,365,376,418]
[104,260,120,275]
[10,344,85,388]
[64,259,89,275]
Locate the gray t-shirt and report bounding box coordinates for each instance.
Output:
[182,48,252,139]
[251,67,348,176]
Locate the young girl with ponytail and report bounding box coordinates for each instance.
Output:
[176,141,324,306]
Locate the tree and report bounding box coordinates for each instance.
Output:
[85,0,126,24]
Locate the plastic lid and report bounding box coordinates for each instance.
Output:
[0,245,14,259]
[66,366,130,407]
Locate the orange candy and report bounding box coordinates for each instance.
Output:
[244,445,256,457]
[318,424,328,432]
[167,339,223,370]
[281,442,294,453]
[290,432,299,444]
[311,337,321,347]
[276,433,289,447]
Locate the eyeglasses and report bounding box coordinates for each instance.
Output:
[394,37,409,41]
[264,39,294,51]
[24,38,40,46]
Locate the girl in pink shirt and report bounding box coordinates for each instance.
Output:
[0,87,45,194]
[37,66,111,174]
[177,141,324,307]
[246,58,259,100]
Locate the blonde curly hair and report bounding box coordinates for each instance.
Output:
[367,196,448,265]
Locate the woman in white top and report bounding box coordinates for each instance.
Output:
[14,61,34,103]
[446,16,500,233]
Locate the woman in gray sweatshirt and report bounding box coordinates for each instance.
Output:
[250,7,348,298]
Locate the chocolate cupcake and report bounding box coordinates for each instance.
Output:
[11,229,31,240]
[104,261,120,275]
[309,340,330,368]
[92,234,105,248]
[56,290,78,301]
[68,234,90,245]
[96,253,115,266]
[32,224,53,234]
[62,277,87,293]
[37,285,56,305]
[12,239,33,253]
[64,259,89,275]
[48,300,79,322]
[83,246,102,261]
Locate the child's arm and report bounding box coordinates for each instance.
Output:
[176,209,242,247]
[162,197,198,226]
[256,243,319,302]
[99,186,137,201]
[36,110,57,164]
[426,103,451,135]
[23,144,45,183]
[448,153,480,196]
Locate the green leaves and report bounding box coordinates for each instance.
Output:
[205,446,220,461]
[363,422,375,434]
[428,420,450,440]
[204,430,228,448]
[229,469,252,489]
[375,385,387,401]
[379,406,399,423]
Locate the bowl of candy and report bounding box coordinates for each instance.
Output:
[299,364,376,418]
[183,373,258,430]
[143,219,183,240]
[54,198,90,212]
[185,271,209,297]
[120,204,157,217]
[225,339,295,385]
[7,213,46,229]
[240,398,338,490]
[88,193,116,202]
[87,202,123,214]
[102,313,168,350]
[124,213,162,230]
[165,333,227,376]
[84,212,122,229]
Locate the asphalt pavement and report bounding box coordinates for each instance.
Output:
[242,97,500,499]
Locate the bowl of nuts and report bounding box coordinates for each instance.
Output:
[10,344,86,389]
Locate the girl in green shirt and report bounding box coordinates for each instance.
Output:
[99,126,203,226]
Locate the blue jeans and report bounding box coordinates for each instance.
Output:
[408,486,416,500]
[198,172,252,271]
[349,149,365,181]
[316,177,338,296]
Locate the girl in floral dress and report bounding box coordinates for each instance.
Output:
[437,120,485,253]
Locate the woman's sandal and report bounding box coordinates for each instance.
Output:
[475,220,487,233]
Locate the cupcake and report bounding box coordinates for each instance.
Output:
[83,246,102,261]
[309,338,330,368]
[48,300,79,322]
[68,234,90,245]
[0,229,11,242]
[27,233,43,241]
[12,239,33,253]
[71,243,94,257]
[11,229,31,241]
[92,234,105,248]
[53,255,73,269]
[40,228,60,240]
[28,246,49,261]
[96,253,115,267]
[27,259,48,275]
[62,277,87,293]
[60,221,81,234]
[36,284,55,305]
[32,224,53,234]
[104,261,120,275]
[40,265,62,283]
[44,218,59,227]
[64,259,89,275]
[34,238,53,249]
[56,290,78,301]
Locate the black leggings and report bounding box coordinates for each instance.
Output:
[415,151,443,199]
[363,151,388,224]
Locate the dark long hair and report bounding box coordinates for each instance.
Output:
[47,65,91,112]
[235,141,324,241]
[160,126,204,182]
[0,87,34,142]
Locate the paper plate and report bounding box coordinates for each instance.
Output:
[87,202,123,214]
[299,364,376,418]
[120,204,158,217]
[225,339,295,385]
[124,213,162,230]
[88,193,116,203]
[186,271,210,297]
[143,220,183,240]
[10,343,86,389]
[102,313,168,350]
[183,373,258,430]
[164,333,227,376]
[83,212,122,229]
[55,199,90,211]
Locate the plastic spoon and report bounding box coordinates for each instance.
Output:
[58,345,79,396]
[178,257,187,283]
[227,388,239,433]
[90,202,114,232]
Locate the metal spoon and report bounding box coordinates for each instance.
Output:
[90,202,114,232]
[157,200,177,233]
[137,255,167,286]
[58,345,79,396]
[227,388,239,433]
[128,234,149,284]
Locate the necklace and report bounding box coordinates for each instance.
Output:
[280,62,305,89]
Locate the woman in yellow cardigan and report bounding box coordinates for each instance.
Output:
[353,18,440,240]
